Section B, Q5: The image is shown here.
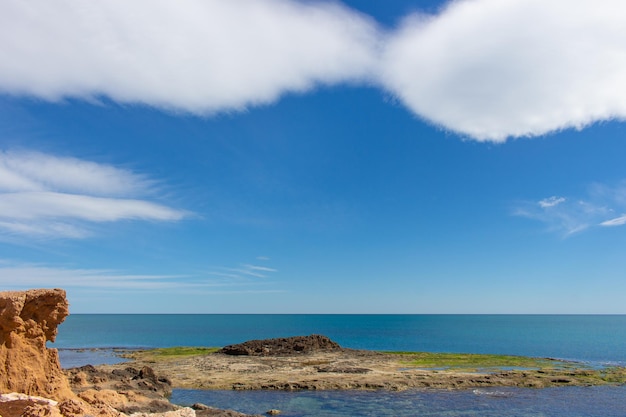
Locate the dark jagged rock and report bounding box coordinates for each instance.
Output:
[219,334,342,356]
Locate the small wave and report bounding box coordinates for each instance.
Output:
[472,389,513,398]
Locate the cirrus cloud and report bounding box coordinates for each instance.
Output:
[0,259,283,297]
[514,181,626,236]
[0,150,187,239]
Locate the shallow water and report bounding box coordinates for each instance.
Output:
[171,387,626,417]
[58,348,128,368]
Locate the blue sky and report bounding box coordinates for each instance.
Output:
[1,0,626,313]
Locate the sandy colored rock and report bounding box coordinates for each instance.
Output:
[66,365,177,414]
[0,289,190,417]
[0,289,74,400]
[0,290,116,417]
[129,408,196,417]
[21,402,64,417]
[0,393,59,417]
[79,388,131,410]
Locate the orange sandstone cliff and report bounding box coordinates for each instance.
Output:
[0,288,74,400]
[0,289,248,417]
[0,289,128,417]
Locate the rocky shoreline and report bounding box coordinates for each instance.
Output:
[99,337,626,392]
[0,289,261,417]
[2,289,626,417]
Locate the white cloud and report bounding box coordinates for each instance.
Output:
[0,0,379,113]
[0,150,151,195]
[0,192,184,222]
[2,0,626,141]
[601,215,626,227]
[0,220,88,239]
[515,181,626,236]
[0,150,187,238]
[538,196,566,208]
[378,0,626,141]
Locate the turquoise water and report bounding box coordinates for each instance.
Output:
[54,315,626,417]
[55,314,626,364]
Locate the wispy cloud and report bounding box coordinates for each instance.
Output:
[243,264,278,273]
[0,260,283,294]
[514,181,626,236]
[0,149,187,239]
[2,0,626,141]
[538,196,566,209]
[208,262,278,279]
[601,215,626,227]
[0,149,151,195]
[0,261,187,290]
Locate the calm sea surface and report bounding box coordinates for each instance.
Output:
[54,315,626,416]
[171,387,626,417]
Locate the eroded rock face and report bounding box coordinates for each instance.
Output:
[0,289,262,417]
[0,289,189,417]
[0,288,74,400]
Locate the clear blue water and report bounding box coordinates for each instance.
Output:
[172,387,626,417]
[53,314,626,417]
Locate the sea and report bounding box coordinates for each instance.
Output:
[53,315,626,417]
